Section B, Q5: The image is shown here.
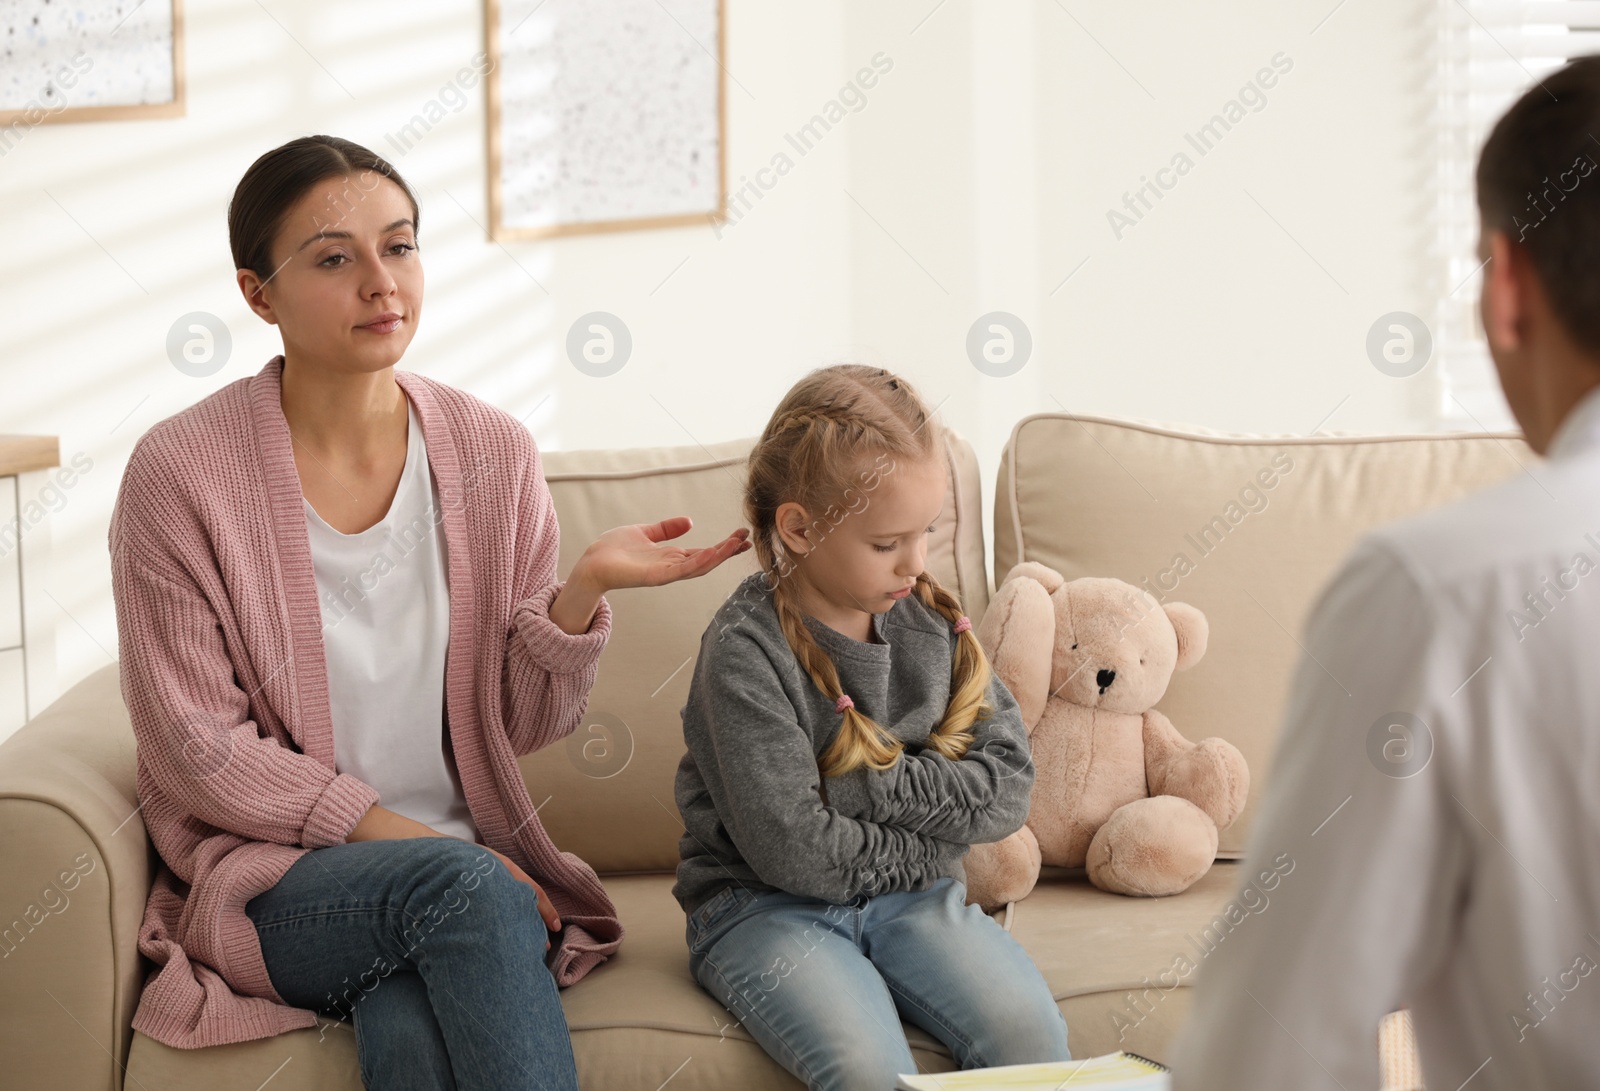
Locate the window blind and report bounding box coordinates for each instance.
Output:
[1434,0,1600,431]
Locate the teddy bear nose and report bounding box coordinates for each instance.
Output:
[1096,668,1116,691]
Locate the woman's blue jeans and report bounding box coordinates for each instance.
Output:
[244,836,576,1091]
[686,875,1072,1091]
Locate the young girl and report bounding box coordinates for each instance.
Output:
[671,365,1073,1089]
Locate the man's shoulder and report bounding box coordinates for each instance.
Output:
[1360,452,1600,593]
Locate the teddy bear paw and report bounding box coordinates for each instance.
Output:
[1085,796,1219,897]
[961,825,1042,911]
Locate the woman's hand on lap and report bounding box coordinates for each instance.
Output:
[482,845,562,950]
[346,808,561,951]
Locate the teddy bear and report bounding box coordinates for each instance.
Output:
[961,562,1249,908]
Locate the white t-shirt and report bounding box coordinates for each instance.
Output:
[305,396,478,843]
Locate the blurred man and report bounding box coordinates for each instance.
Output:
[1172,54,1600,1090]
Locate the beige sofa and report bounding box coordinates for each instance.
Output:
[0,411,1531,1089]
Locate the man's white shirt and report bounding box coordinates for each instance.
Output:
[1172,388,1600,1090]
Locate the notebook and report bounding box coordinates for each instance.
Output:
[894,1050,1170,1089]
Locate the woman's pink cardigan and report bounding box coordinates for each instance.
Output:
[107,355,621,1049]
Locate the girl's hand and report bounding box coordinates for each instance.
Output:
[576,517,751,592]
[482,845,562,950]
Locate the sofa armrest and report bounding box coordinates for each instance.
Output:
[0,662,149,1091]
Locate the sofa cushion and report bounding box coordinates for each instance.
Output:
[525,433,989,876]
[126,1018,363,1089]
[557,874,968,1086]
[1014,860,1247,1060]
[123,864,1243,1086]
[124,873,973,1089]
[993,414,1533,855]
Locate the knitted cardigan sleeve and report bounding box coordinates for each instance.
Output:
[109,487,381,851]
[500,425,613,757]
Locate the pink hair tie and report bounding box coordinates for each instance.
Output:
[953,615,972,634]
[835,694,855,713]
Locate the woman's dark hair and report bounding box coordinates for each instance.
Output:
[1477,54,1600,356]
[228,134,420,279]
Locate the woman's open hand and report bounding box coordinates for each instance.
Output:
[578,516,751,592]
[549,517,751,635]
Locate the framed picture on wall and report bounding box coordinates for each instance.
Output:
[484,0,727,241]
[0,0,185,127]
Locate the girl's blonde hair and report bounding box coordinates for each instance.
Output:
[746,364,994,781]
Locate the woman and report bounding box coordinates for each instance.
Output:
[107,134,749,1090]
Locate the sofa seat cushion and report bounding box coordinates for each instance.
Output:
[124,874,977,1089]
[1011,861,1247,1061]
[125,1017,363,1089]
[125,867,1247,1087]
[555,873,966,1087]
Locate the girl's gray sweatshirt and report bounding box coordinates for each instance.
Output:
[671,571,1036,919]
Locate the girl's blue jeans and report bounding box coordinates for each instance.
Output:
[686,875,1073,1091]
[244,836,577,1091]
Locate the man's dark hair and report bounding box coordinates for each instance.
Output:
[1477,54,1600,355]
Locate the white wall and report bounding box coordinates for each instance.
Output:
[842,0,1503,562]
[0,0,1509,724]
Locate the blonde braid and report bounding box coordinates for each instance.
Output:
[912,571,994,760]
[770,579,904,799]
[776,406,895,452]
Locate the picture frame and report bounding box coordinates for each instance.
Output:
[0,0,185,126]
[483,0,728,241]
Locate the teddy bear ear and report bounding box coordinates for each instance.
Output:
[998,561,1066,595]
[1163,602,1209,670]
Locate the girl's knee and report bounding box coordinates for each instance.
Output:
[813,1052,919,1091]
[972,1001,1073,1067]
[786,1027,917,1091]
